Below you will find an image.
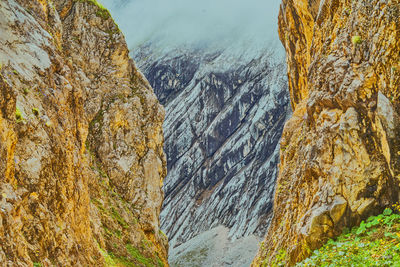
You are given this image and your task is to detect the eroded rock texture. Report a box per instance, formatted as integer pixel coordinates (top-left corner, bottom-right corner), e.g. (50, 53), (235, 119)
(134, 45), (290, 248)
(0, 0), (167, 266)
(254, 0), (400, 265)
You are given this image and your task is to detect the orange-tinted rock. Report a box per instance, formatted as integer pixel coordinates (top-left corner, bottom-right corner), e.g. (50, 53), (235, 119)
(0, 0), (167, 265)
(254, 0), (400, 265)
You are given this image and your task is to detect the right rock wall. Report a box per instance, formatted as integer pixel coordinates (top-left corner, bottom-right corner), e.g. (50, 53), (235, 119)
(254, 0), (400, 265)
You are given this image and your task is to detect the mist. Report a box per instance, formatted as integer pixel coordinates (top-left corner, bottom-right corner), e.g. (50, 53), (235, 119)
(99, 0), (283, 52)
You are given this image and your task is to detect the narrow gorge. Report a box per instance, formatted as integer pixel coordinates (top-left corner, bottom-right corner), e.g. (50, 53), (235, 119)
(136, 42), (290, 266)
(103, 0), (291, 265)
(1, 0), (400, 266)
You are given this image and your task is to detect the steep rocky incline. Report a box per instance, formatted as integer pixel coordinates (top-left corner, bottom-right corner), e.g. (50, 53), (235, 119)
(254, 0), (400, 265)
(134, 44), (290, 248)
(0, 0), (167, 266)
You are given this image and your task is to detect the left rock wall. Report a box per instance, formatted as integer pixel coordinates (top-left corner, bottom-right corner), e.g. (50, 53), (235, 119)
(0, 0), (167, 266)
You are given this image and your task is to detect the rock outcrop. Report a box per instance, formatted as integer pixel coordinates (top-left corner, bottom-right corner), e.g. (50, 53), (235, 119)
(254, 0), (400, 265)
(0, 0), (167, 266)
(133, 44), (290, 249)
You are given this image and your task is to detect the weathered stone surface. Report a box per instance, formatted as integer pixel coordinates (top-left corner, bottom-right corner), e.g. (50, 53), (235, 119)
(133, 44), (290, 250)
(0, 0), (167, 265)
(253, 0), (400, 265)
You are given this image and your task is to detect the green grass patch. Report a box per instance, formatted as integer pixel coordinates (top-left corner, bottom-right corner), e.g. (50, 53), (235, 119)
(352, 35), (363, 45)
(126, 244), (160, 267)
(110, 207), (129, 229)
(296, 208), (400, 266)
(99, 247), (118, 266)
(16, 107), (23, 123)
(75, 0), (111, 20)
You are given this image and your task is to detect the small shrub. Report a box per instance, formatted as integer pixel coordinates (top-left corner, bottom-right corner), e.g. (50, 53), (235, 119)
(352, 35), (363, 45)
(15, 108), (23, 122)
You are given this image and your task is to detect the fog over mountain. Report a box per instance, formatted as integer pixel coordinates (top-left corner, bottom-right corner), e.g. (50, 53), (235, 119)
(100, 0), (283, 53)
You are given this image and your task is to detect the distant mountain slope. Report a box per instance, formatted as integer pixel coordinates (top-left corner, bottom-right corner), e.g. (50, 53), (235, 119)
(133, 44), (290, 248)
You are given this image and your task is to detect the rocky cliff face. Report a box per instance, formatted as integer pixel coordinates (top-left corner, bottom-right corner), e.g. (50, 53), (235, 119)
(0, 0), (167, 266)
(133, 44), (290, 249)
(254, 0), (400, 265)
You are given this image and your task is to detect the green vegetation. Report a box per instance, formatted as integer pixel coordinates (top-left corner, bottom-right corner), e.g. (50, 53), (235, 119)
(110, 207), (129, 229)
(103, 226), (114, 237)
(296, 208), (400, 266)
(99, 243), (163, 267)
(343, 7), (352, 15)
(352, 35), (363, 45)
(32, 108), (39, 116)
(96, 8), (111, 20)
(99, 247), (119, 266)
(33, 263), (42, 267)
(15, 107), (23, 123)
(126, 244), (156, 267)
(114, 229), (122, 238)
(92, 198), (131, 232)
(76, 0), (111, 20)
(88, 107), (105, 136)
(262, 249), (287, 267)
(159, 230), (168, 240)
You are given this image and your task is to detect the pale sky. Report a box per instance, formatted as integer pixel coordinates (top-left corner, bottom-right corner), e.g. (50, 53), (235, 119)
(100, 0), (282, 51)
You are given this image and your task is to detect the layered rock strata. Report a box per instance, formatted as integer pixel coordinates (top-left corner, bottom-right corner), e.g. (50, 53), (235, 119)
(134, 45), (290, 248)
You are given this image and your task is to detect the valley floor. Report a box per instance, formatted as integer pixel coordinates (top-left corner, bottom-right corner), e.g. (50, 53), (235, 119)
(170, 226), (262, 267)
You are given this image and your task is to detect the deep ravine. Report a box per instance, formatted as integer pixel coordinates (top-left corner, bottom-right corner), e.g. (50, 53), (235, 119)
(4, 0), (398, 267)
(102, 0), (292, 265)
(135, 43), (290, 266)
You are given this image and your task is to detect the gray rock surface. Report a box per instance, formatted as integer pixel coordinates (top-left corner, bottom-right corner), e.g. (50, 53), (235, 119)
(133, 44), (291, 248)
(170, 225), (262, 267)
